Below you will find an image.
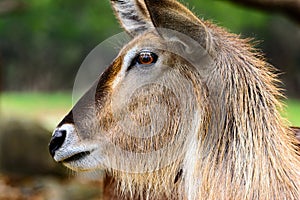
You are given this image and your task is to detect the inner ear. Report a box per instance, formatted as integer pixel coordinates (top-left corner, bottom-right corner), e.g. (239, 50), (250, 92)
(110, 0), (155, 36)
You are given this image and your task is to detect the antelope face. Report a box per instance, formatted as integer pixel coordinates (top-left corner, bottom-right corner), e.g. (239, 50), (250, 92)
(49, 0), (213, 173)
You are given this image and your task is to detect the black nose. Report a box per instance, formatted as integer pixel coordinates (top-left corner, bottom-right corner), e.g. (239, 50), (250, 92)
(49, 129), (67, 157)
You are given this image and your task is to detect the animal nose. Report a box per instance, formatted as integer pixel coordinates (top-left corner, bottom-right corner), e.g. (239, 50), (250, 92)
(49, 129), (67, 157)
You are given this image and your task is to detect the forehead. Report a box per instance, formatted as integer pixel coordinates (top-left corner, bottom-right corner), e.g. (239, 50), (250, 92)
(121, 32), (165, 53)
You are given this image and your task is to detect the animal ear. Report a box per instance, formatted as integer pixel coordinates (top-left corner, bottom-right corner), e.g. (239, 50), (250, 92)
(111, 0), (211, 50)
(144, 0), (211, 50)
(110, 0), (155, 36)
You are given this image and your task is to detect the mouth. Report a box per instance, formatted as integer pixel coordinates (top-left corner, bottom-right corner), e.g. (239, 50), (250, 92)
(62, 151), (92, 163)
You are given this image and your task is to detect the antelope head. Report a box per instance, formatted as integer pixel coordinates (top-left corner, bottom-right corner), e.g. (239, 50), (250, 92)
(49, 0), (300, 199)
(49, 0), (211, 184)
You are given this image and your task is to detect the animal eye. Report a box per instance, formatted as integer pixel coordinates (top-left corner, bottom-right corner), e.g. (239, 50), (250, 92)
(129, 50), (158, 69)
(137, 51), (157, 65)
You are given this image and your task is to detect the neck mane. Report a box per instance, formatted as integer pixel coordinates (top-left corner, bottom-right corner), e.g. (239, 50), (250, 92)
(184, 23), (300, 199)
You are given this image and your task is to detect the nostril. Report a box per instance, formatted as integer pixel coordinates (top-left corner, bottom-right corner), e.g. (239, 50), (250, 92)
(49, 129), (67, 157)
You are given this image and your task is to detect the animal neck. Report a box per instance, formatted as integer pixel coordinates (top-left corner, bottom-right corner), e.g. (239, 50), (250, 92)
(103, 167), (184, 200)
(188, 30), (300, 199)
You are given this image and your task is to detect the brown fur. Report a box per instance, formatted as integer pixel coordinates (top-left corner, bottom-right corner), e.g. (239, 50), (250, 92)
(53, 0), (300, 199)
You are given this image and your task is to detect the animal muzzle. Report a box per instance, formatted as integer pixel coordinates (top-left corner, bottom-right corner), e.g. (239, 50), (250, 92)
(49, 123), (79, 161)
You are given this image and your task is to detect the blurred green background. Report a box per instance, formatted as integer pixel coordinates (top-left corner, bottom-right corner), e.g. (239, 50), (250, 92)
(0, 0), (299, 199)
(1, 0), (300, 124)
(0, 0), (299, 127)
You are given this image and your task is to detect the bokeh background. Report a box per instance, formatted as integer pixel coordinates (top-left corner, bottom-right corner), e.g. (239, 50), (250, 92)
(0, 0), (299, 199)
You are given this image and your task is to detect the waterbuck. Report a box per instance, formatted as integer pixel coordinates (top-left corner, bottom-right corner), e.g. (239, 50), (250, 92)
(49, 0), (300, 199)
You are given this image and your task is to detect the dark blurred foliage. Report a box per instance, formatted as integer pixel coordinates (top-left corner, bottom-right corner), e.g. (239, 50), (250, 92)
(0, 0), (299, 97)
(225, 0), (300, 24)
(0, 0), (120, 91)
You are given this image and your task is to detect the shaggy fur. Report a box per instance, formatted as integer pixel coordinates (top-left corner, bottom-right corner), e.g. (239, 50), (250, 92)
(52, 0), (300, 199)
